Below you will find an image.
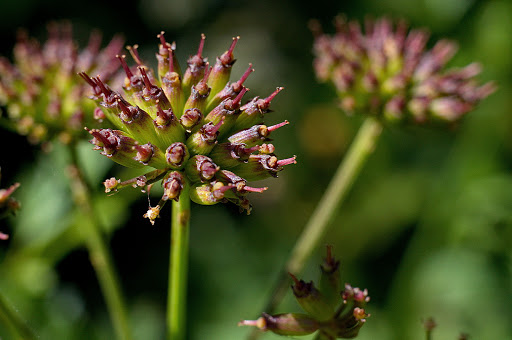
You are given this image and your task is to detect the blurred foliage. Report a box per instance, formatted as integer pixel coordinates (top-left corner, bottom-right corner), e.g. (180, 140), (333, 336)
(1, 0), (511, 339)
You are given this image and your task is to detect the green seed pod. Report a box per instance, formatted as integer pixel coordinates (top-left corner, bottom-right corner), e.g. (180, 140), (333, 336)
(153, 105), (186, 148)
(186, 120), (223, 156)
(134, 143), (167, 168)
(183, 66), (211, 114)
(189, 181), (233, 206)
(182, 34), (207, 97)
(207, 37), (238, 98)
(206, 64), (253, 112)
(290, 273), (335, 322)
(228, 120), (288, 147)
(233, 154), (296, 181)
(87, 128), (143, 168)
(161, 71), (185, 117)
(233, 87), (283, 132)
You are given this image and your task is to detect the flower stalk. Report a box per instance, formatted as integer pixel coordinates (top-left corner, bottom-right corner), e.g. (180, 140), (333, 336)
(168, 183), (191, 340)
(249, 116), (381, 339)
(0, 291), (37, 340)
(67, 144), (133, 340)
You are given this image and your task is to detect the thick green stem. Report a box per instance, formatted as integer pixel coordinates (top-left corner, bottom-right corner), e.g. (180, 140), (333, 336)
(67, 145), (133, 340)
(167, 184), (191, 340)
(248, 117), (383, 340)
(0, 291), (37, 340)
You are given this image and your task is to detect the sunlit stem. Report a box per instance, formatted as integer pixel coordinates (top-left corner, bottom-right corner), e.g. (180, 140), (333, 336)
(167, 184), (191, 340)
(248, 117), (383, 340)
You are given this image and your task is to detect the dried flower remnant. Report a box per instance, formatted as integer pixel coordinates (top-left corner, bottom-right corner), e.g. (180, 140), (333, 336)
(0, 168), (21, 239)
(311, 16), (496, 125)
(240, 246), (369, 338)
(81, 32), (295, 223)
(0, 23), (123, 146)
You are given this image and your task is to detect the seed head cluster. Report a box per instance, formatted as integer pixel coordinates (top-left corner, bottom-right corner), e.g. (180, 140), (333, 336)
(0, 23), (123, 146)
(312, 16), (495, 124)
(81, 32), (295, 222)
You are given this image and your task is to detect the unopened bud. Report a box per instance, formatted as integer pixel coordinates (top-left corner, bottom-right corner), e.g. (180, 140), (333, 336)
(185, 155), (219, 183)
(289, 273), (335, 321)
(165, 142), (190, 169)
(238, 313), (319, 336)
(162, 171), (185, 201)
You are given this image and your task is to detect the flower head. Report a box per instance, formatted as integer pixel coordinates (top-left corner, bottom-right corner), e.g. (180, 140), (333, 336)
(0, 23), (123, 146)
(239, 246), (369, 338)
(312, 16), (495, 125)
(81, 32), (295, 222)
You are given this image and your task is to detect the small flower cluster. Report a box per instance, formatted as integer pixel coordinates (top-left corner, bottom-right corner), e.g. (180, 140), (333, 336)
(0, 23), (123, 146)
(81, 33), (295, 222)
(0, 168), (20, 240)
(239, 246), (369, 339)
(312, 16), (495, 124)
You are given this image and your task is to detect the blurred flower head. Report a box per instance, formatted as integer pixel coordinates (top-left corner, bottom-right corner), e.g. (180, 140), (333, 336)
(0, 22), (123, 147)
(81, 32), (295, 223)
(312, 16), (496, 125)
(0, 168), (20, 240)
(239, 246), (370, 338)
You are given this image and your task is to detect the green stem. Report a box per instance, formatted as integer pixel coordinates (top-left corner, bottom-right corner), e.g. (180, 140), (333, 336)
(167, 184), (191, 340)
(0, 291), (37, 340)
(67, 145), (133, 340)
(248, 117), (383, 340)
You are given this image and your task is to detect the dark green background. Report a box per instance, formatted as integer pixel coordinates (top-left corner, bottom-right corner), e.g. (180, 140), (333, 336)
(1, 0), (511, 339)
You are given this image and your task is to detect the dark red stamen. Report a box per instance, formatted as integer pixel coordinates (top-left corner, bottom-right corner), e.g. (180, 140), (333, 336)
(117, 98), (135, 120)
(116, 54), (134, 79)
(158, 31), (167, 47)
(210, 116), (225, 134)
(78, 72), (97, 88)
(232, 87), (248, 107)
(267, 120), (289, 132)
(139, 67), (154, 90)
(233, 64), (254, 92)
(197, 33), (206, 57)
(258, 87), (284, 110)
(93, 76), (112, 96)
(127, 45), (143, 65)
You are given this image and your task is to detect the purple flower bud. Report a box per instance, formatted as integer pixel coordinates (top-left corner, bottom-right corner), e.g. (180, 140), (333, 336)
(180, 108), (203, 131)
(186, 118), (224, 155)
(165, 142), (190, 169)
(162, 171), (185, 201)
(185, 155), (220, 183)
